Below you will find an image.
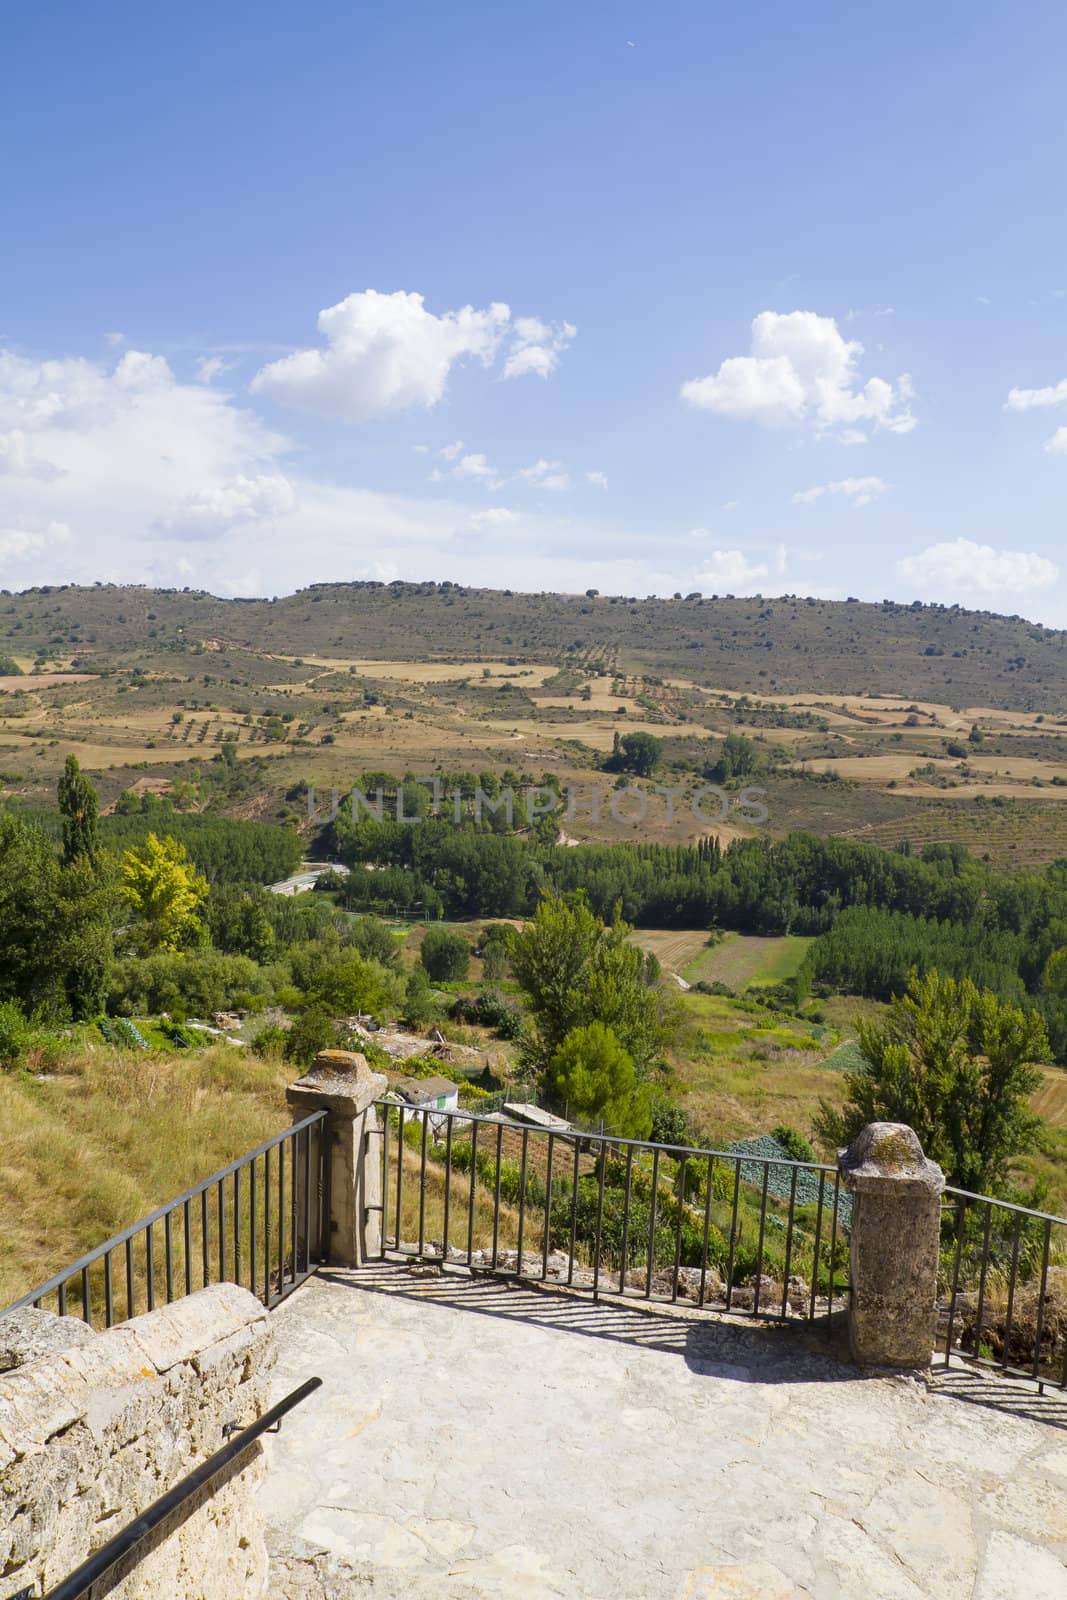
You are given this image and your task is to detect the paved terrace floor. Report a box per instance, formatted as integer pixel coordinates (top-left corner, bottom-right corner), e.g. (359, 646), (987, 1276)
(261, 1263), (1067, 1599)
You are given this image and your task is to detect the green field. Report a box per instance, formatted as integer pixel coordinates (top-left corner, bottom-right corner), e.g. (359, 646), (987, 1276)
(681, 932), (813, 990)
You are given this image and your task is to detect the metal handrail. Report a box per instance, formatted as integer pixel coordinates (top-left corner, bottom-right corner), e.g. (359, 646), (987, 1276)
(375, 1101), (850, 1326)
(1, 1113), (329, 1324)
(30, 1377), (322, 1600)
(375, 1101), (841, 1170)
(943, 1184), (1067, 1226)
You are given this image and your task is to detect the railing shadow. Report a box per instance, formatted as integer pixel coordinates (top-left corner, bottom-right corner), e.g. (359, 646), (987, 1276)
(317, 1260), (866, 1387)
(313, 1263), (1067, 1428)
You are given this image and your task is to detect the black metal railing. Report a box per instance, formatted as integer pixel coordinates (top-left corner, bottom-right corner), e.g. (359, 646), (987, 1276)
(373, 1104), (850, 1324)
(19, 1377), (322, 1600)
(2, 1111), (330, 1331)
(938, 1185), (1067, 1391)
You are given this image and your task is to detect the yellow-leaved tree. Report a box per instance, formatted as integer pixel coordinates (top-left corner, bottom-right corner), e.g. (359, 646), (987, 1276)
(120, 832), (208, 951)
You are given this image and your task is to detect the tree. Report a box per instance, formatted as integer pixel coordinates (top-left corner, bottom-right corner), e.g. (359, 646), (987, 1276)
(120, 832), (209, 951)
(420, 926), (471, 982)
(605, 731), (663, 777)
(550, 1022), (650, 1137)
(284, 1006), (339, 1067)
(0, 655), (22, 676)
(814, 969), (1048, 1193)
(706, 733), (760, 784)
(402, 967), (437, 1026)
(58, 753), (100, 865)
(510, 895), (678, 1074)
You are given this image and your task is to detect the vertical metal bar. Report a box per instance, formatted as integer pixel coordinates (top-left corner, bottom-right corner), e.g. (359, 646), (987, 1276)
(491, 1121), (504, 1269)
(289, 1134), (298, 1286)
(395, 1108), (405, 1251)
(165, 1210), (174, 1303)
(184, 1200), (193, 1297)
(418, 1113), (429, 1257)
(234, 1168), (242, 1287)
(752, 1165), (770, 1317)
(645, 1147), (661, 1299)
(302, 1126), (312, 1277)
(567, 1138), (580, 1287)
(781, 1166), (798, 1318)
(809, 1172), (826, 1324)
(466, 1119), (478, 1265)
(516, 1127), (529, 1275)
(58, 1279), (67, 1318)
(671, 1157), (686, 1304)
(1031, 1219), (1052, 1383)
(973, 1203), (993, 1362)
(201, 1187), (209, 1288)
(217, 1179), (225, 1285)
(250, 1159), (257, 1298)
(699, 1155), (714, 1307)
(618, 1145), (634, 1294)
(542, 1132), (555, 1281)
(81, 1266), (92, 1325)
(592, 1138), (607, 1302)
(264, 1146), (272, 1302)
(124, 1237), (134, 1321)
(380, 1106), (390, 1259)
(277, 1138), (286, 1287)
(442, 1115), (453, 1261)
(104, 1250), (114, 1330)
(1001, 1213), (1023, 1372)
(827, 1173), (841, 1321)
(146, 1224), (155, 1313)
(725, 1157), (742, 1311)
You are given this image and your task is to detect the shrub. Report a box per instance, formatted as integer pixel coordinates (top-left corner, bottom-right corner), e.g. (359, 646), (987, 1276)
(772, 1124), (817, 1164)
(283, 1006), (340, 1067)
(0, 1000), (31, 1069)
(420, 926), (471, 982)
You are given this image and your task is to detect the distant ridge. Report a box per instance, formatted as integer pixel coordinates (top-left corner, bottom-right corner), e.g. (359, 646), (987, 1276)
(2, 580), (1065, 710)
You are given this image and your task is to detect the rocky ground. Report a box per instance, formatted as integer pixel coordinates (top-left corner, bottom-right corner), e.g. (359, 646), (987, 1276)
(261, 1262), (1067, 1599)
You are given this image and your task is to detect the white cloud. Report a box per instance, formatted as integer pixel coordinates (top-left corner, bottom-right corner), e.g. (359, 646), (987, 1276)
(1045, 427), (1067, 456)
(196, 356), (227, 385)
(897, 539), (1059, 596)
(793, 476), (890, 508)
(438, 440), (465, 460)
(251, 290), (572, 421)
(251, 290), (510, 420)
(155, 473), (296, 539)
(0, 521), (69, 565)
(452, 452), (495, 480)
(502, 317), (576, 380)
(1004, 379), (1067, 411)
(586, 470), (609, 489)
(104, 331), (125, 348)
(518, 458), (571, 490)
(470, 507), (517, 529)
(689, 544), (770, 589)
(681, 310), (916, 440)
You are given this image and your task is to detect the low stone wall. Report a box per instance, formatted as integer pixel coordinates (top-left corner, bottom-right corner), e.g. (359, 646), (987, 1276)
(0, 1283), (276, 1599)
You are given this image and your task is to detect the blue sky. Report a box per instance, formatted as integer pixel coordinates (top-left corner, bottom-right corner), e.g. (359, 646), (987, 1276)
(3, 2), (1067, 619)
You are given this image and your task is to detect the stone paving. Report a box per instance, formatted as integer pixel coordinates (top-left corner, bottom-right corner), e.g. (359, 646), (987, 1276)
(261, 1263), (1067, 1599)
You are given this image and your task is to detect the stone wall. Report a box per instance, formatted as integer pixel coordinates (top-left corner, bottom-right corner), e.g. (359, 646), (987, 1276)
(0, 1283), (275, 1599)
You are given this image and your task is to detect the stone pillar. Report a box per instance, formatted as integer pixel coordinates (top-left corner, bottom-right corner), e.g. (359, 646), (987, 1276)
(838, 1122), (945, 1370)
(287, 1050), (387, 1269)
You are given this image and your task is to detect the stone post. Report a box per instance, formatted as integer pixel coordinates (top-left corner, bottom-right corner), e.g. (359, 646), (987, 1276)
(838, 1122), (945, 1369)
(287, 1049), (387, 1268)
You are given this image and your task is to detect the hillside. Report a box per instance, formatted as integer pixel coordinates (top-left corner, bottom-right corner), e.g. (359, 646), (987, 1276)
(2, 580), (1066, 708)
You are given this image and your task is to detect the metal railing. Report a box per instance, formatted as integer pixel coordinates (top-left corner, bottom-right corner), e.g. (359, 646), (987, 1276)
(374, 1104), (850, 1324)
(938, 1186), (1067, 1391)
(2, 1112), (330, 1331)
(17, 1377), (322, 1600)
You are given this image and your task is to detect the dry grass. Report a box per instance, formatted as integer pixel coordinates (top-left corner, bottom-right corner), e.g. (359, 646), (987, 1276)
(0, 1046), (290, 1308)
